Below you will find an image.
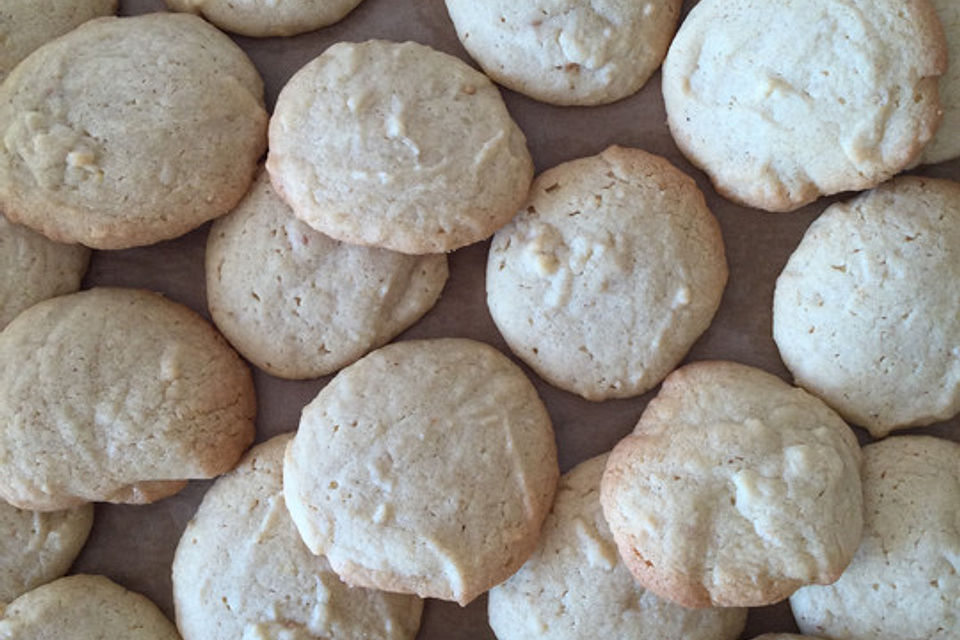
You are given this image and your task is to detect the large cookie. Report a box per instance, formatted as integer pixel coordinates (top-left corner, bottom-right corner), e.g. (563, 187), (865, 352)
(662, 0), (946, 212)
(600, 361), (863, 608)
(486, 146), (726, 401)
(267, 40), (533, 254)
(283, 338), (559, 605)
(773, 176), (960, 436)
(0, 13), (267, 249)
(0, 287), (256, 511)
(165, 0), (365, 37)
(173, 434), (423, 640)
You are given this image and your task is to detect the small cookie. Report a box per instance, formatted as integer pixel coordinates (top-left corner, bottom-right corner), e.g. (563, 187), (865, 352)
(165, 0), (365, 37)
(0, 574), (179, 639)
(662, 0), (946, 212)
(283, 338), (559, 605)
(790, 436), (960, 640)
(486, 146), (727, 401)
(444, 0), (681, 105)
(0, 502), (93, 604)
(0, 0), (116, 82)
(773, 176), (960, 436)
(0, 13), (267, 249)
(206, 170), (448, 379)
(0, 287), (256, 511)
(173, 434), (423, 640)
(0, 214), (89, 329)
(919, 0), (960, 164)
(600, 361), (863, 608)
(267, 40), (533, 254)
(488, 455), (747, 640)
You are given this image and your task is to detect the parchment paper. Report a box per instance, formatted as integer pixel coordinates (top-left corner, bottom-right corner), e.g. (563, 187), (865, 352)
(69, 1), (960, 637)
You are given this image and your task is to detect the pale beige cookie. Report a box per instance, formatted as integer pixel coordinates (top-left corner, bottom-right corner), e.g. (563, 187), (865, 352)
(267, 40), (533, 254)
(773, 176), (960, 437)
(488, 455), (747, 640)
(173, 434), (422, 640)
(444, 0), (681, 106)
(0, 13), (267, 249)
(0, 574), (179, 639)
(600, 361), (863, 608)
(283, 338), (559, 605)
(165, 0), (365, 37)
(790, 436), (960, 640)
(662, 0), (946, 212)
(486, 146), (726, 401)
(0, 214), (89, 330)
(0, 287), (256, 511)
(919, 0), (960, 164)
(0, 502), (93, 605)
(206, 170), (448, 379)
(0, 0), (116, 83)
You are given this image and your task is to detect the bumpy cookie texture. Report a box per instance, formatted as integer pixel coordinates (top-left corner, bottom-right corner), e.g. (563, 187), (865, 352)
(165, 0), (365, 36)
(920, 0), (960, 164)
(600, 361), (863, 608)
(0, 214), (89, 329)
(662, 0), (946, 212)
(488, 455), (747, 640)
(0, 288), (256, 511)
(0, 574), (180, 639)
(487, 146), (726, 401)
(207, 170), (448, 379)
(773, 176), (960, 436)
(0, 13), (267, 249)
(173, 435), (423, 640)
(0, 502), (93, 604)
(0, 0), (116, 82)
(267, 40), (534, 254)
(444, 0), (681, 105)
(790, 436), (960, 640)
(283, 338), (559, 605)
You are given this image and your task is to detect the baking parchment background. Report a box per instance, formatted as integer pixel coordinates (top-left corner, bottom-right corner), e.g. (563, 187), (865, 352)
(69, 0), (960, 637)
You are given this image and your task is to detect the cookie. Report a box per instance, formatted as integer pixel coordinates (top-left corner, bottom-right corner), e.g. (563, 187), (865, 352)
(486, 146), (726, 401)
(488, 454), (747, 640)
(173, 434), (423, 640)
(283, 338), (559, 605)
(0, 214), (89, 329)
(0, 287), (256, 511)
(773, 176), (960, 436)
(0, 13), (267, 249)
(0, 502), (93, 604)
(165, 0), (364, 37)
(751, 636), (823, 640)
(600, 361), (863, 608)
(919, 0), (960, 164)
(206, 170), (448, 379)
(0, 574), (179, 639)
(267, 39), (534, 254)
(790, 436), (960, 640)
(0, 0), (116, 82)
(662, 0), (946, 212)
(444, 0), (681, 106)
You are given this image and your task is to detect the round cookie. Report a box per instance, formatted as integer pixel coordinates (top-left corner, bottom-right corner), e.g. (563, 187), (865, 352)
(267, 39), (533, 254)
(206, 170), (448, 379)
(773, 176), (960, 436)
(0, 502), (93, 604)
(600, 361), (863, 608)
(0, 574), (179, 639)
(919, 0), (960, 164)
(0, 214), (89, 329)
(662, 0), (946, 212)
(165, 0), (365, 37)
(283, 338), (559, 605)
(488, 454), (747, 640)
(486, 146), (726, 401)
(173, 434), (423, 640)
(444, 0), (682, 106)
(790, 436), (960, 640)
(0, 287), (256, 511)
(0, 13), (267, 249)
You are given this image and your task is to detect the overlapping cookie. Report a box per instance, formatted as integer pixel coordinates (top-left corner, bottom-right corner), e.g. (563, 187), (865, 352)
(165, 0), (365, 36)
